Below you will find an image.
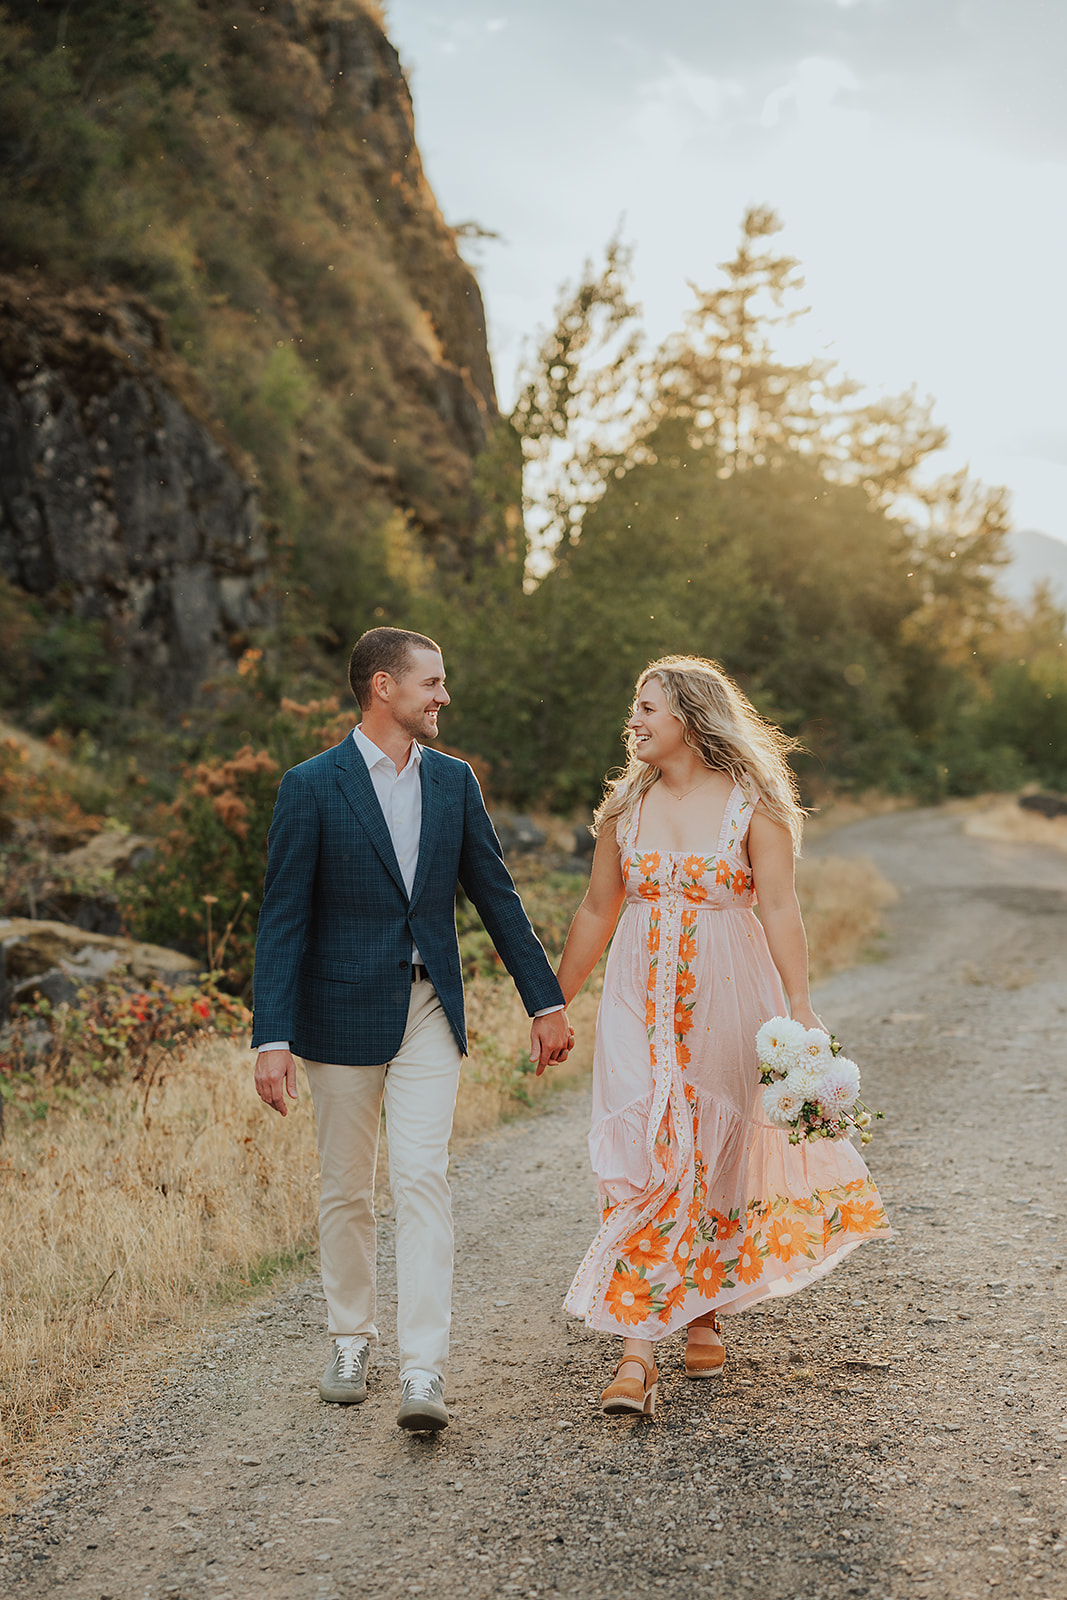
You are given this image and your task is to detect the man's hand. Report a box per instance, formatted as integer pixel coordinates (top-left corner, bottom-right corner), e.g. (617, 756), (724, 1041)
(255, 1048), (299, 1115)
(530, 1010), (574, 1077)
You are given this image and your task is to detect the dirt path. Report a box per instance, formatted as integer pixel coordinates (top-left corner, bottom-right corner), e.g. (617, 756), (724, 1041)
(4, 807), (1067, 1600)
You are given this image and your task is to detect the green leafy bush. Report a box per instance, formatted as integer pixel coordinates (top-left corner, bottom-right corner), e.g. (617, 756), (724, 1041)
(2, 970), (250, 1089)
(978, 661), (1067, 790)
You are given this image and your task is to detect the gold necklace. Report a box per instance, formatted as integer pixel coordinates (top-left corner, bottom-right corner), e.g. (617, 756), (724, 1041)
(659, 772), (713, 802)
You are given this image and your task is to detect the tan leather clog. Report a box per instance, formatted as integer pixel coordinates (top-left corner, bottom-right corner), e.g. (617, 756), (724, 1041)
(685, 1310), (726, 1379)
(600, 1354), (659, 1416)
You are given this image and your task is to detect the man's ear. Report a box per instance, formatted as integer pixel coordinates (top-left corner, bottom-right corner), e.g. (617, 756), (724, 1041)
(371, 670), (393, 704)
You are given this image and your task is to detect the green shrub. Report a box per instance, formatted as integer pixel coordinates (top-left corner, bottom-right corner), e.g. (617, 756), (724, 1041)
(979, 661), (1067, 789)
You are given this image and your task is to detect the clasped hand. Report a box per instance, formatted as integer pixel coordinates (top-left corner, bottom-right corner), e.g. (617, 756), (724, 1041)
(529, 1009), (574, 1076)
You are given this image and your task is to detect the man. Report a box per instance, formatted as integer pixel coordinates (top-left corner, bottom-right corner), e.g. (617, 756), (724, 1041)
(252, 627), (571, 1432)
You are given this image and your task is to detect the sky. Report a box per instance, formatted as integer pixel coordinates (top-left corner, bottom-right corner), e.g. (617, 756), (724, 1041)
(385, 0), (1067, 544)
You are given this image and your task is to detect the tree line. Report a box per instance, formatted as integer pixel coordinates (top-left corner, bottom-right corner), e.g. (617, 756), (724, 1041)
(413, 209), (1067, 807)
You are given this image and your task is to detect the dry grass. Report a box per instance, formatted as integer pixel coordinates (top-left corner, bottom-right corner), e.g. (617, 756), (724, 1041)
(0, 1038), (320, 1494)
(795, 855), (898, 981)
(960, 796), (1067, 856)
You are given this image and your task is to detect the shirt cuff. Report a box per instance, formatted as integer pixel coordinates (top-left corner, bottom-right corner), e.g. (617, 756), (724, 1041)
(255, 1041), (290, 1054)
(533, 1005), (564, 1018)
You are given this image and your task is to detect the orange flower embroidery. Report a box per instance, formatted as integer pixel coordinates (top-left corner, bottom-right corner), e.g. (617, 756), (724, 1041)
(821, 1213), (833, 1250)
(637, 852), (661, 878)
(766, 1216), (807, 1263)
(671, 1225), (696, 1275)
(683, 883), (709, 905)
(715, 859), (733, 887)
(638, 882), (659, 901)
(692, 1247), (726, 1299)
(676, 1041), (692, 1069)
(658, 1282), (688, 1323)
(677, 927), (697, 962)
(647, 919), (661, 954)
(655, 1188), (681, 1224)
(623, 1223), (670, 1268)
(732, 871), (751, 897)
(839, 1199), (881, 1233)
(675, 968), (697, 1001)
(681, 854), (707, 880)
(645, 996), (657, 1028)
(627, 1222), (668, 1260)
(674, 1005), (694, 1037)
(734, 1234), (763, 1284)
(605, 1267), (654, 1326)
(709, 1209), (740, 1241)
(687, 1195), (702, 1223)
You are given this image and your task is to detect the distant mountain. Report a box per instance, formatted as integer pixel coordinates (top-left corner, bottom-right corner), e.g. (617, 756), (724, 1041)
(1000, 529), (1067, 606)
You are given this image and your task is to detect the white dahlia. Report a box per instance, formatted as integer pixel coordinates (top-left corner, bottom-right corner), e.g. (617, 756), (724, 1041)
(799, 1028), (835, 1069)
(755, 1016), (809, 1074)
(785, 1063), (822, 1101)
(763, 1082), (804, 1126)
(815, 1057), (861, 1116)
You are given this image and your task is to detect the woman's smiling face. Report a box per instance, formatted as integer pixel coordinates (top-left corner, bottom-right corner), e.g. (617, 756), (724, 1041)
(627, 675), (687, 767)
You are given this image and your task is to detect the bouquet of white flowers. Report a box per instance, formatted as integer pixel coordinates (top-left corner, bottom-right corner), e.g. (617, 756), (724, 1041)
(755, 1017), (882, 1146)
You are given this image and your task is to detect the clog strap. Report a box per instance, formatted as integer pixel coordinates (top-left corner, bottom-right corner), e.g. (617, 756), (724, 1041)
(612, 1353), (657, 1383)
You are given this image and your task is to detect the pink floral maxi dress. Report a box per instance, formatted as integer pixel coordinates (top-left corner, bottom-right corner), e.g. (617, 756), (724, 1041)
(564, 781), (891, 1337)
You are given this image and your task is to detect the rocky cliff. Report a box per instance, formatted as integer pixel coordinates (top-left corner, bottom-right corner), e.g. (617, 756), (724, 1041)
(0, 279), (270, 702)
(0, 0), (500, 706)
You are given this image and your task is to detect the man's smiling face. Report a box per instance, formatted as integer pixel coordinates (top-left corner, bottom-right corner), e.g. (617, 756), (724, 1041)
(388, 647), (450, 743)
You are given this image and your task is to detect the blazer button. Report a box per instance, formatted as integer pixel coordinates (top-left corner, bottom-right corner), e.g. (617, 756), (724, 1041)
(398, 960), (409, 969)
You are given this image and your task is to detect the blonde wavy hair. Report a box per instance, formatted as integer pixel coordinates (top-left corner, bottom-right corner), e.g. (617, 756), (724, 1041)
(593, 655), (806, 854)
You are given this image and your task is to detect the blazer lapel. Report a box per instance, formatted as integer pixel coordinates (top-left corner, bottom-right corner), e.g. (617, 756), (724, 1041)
(333, 738), (407, 898)
(408, 752), (445, 910)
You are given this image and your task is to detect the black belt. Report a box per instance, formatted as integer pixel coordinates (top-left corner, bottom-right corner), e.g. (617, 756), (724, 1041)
(411, 964), (427, 984)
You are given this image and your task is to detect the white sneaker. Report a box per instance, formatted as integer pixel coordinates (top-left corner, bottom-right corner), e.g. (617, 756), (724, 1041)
(319, 1338), (369, 1403)
(396, 1370), (448, 1431)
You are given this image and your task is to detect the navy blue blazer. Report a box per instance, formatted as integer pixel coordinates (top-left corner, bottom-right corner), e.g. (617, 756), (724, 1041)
(251, 735), (564, 1065)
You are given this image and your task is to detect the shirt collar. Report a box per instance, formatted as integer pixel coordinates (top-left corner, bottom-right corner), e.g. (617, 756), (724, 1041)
(353, 723), (422, 774)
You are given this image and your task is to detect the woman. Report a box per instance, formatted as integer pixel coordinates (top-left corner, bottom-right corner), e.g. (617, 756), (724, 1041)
(556, 656), (891, 1415)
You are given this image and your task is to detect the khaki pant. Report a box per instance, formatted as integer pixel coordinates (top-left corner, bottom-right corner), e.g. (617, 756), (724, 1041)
(303, 981), (463, 1378)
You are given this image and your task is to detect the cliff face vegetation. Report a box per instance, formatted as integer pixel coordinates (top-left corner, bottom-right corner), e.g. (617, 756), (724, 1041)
(0, 0), (497, 672)
(0, 277), (270, 704)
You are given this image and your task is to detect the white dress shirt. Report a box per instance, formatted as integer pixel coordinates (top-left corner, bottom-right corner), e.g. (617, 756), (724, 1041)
(256, 725), (560, 1052)
(352, 724), (425, 964)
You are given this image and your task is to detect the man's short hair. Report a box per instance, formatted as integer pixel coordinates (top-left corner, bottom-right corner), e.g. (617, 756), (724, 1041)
(348, 627), (441, 708)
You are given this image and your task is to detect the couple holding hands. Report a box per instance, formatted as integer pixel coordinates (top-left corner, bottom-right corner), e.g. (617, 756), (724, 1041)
(253, 628), (889, 1431)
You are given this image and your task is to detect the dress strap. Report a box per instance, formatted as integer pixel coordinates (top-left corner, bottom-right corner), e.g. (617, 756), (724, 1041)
(719, 778), (759, 857)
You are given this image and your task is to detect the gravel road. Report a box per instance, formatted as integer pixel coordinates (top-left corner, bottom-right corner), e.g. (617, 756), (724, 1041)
(3, 806), (1067, 1600)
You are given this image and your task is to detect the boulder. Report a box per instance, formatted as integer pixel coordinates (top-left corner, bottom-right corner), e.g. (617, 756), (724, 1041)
(0, 917), (197, 1015)
(55, 829), (155, 879)
(1019, 792), (1067, 819)
(490, 811), (547, 855)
